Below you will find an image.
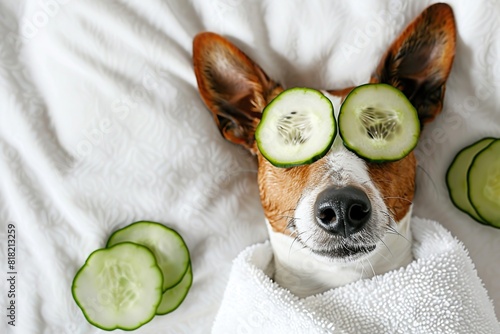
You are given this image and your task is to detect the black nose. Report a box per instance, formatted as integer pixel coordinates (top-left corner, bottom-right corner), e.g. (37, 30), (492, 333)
(315, 186), (372, 237)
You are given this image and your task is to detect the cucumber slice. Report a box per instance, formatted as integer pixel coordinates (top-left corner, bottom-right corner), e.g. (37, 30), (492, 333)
(338, 83), (420, 162)
(446, 138), (495, 224)
(107, 221), (190, 291)
(255, 87), (336, 168)
(468, 139), (500, 227)
(156, 264), (193, 315)
(72, 242), (163, 331)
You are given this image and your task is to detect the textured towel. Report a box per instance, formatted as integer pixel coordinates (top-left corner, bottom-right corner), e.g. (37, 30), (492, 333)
(213, 218), (500, 333)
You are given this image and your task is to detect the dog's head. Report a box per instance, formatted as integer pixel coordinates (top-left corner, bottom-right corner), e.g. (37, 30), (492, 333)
(193, 4), (455, 263)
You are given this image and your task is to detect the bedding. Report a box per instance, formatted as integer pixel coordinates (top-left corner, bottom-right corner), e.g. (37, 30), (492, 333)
(0, 0), (499, 333)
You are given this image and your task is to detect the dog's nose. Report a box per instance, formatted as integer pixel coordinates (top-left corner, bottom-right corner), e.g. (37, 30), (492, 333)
(314, 186), (372, 237)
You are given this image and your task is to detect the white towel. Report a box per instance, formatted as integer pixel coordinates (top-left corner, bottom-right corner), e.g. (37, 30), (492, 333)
(212, 218), (500, 333)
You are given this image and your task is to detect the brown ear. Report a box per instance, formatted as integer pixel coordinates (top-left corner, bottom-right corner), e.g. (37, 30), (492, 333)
(193, 32), (282, 153)
(370, 3), (456, 126)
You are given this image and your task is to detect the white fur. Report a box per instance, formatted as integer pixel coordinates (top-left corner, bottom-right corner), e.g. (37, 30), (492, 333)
(292, 134), (388, 253)
(268, 209), (413, 297)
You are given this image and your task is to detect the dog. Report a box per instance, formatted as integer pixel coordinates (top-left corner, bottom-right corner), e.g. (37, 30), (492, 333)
(192, 3), (456, 297)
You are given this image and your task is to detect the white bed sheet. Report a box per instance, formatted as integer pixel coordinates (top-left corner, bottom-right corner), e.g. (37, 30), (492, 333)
(0, 0), (499, 333)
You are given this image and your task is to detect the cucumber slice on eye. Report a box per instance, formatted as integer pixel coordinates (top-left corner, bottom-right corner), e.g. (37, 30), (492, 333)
(107, 221), (190, 291)
(71, 243), (163, 331)
(446, 138), (495, 224)
(468, 139), (500, 227)
(255, 87), (336, 168)
(338, 83), (420, 162)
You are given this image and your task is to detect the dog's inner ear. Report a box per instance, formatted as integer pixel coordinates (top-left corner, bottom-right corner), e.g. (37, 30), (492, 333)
(193, 32), (281, 153)
(370, 3), (456, 126)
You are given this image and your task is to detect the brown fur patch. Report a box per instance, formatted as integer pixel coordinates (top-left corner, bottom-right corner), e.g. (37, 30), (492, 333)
(257, 153), (327, 233)
(327, 87), (355, 101)
(367, 153), (417, 222)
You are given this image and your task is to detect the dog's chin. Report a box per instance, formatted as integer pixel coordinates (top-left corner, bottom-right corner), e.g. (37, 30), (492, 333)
(310, 243), (377, 263)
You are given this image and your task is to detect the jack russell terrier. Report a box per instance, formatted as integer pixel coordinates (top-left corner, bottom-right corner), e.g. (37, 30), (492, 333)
(193, 3), (456, 297)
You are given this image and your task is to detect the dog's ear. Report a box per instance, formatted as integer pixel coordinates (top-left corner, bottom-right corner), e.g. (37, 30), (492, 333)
(370, 3), (456, 127)
(193, 32), (281, 153)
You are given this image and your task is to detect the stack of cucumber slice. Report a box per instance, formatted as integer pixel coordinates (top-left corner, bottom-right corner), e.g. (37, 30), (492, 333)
(447, 138), (500, 228)
(72, 221), (192, 331)
(255, 84), (420, 167)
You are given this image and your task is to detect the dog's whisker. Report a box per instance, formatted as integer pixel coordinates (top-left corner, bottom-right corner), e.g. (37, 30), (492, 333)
(289, 234), (301, 257)
(380, 209), (396, 223)
(288, 241), (297, 258)
(377, 250), (393, 265)
(302, 233), (316, 247)
(417, 164), (438, 196)
(289, 231), (309, 254)
(375, 236), (394, 260)
(288, 229), (299, 238)
(387, 206), (398, 218)
(381, 211), (411, 244)
(381, 196), (414, 205)
(360, 178), (373, 185)
(380, 210), (392, 220)
(385, 226), (399, 235)
(364, 258), (378, 285)
(370, 178), (397, 185)
(285, 218), (299, 231)
(358, 261), (367, 281)
(355, 260), (366, 279)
